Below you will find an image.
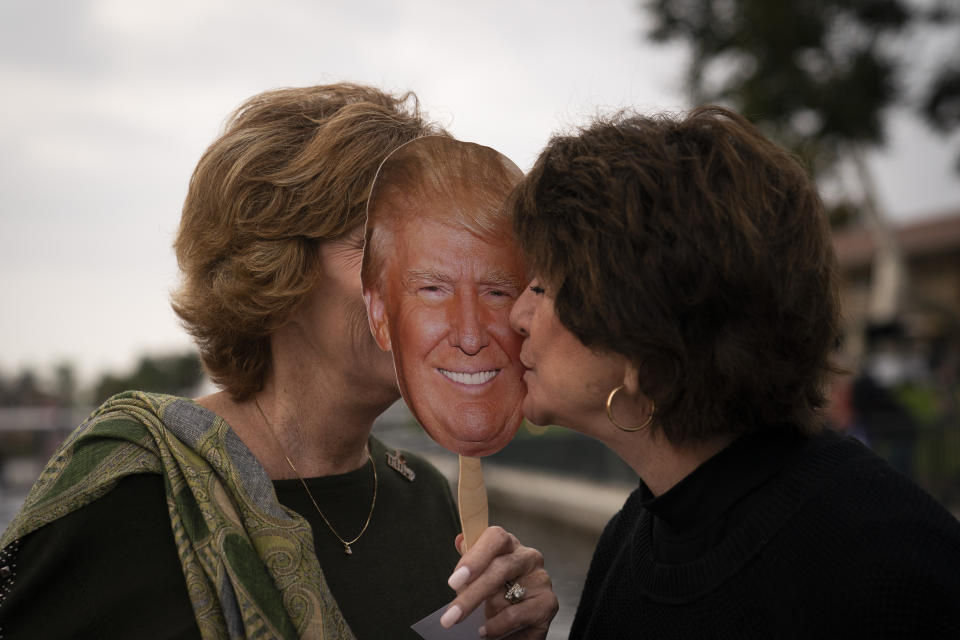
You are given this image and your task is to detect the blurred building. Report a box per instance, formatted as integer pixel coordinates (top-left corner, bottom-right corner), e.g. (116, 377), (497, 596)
(834, 208), (960, 360)
(831, 208), (960, 509)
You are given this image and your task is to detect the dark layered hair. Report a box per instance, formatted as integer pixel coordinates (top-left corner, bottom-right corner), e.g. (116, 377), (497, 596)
(511, 106), (842, 443)
(171, 83), (443, 399)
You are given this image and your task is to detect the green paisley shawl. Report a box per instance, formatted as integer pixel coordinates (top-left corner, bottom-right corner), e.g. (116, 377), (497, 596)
(0, 391), (354, 640)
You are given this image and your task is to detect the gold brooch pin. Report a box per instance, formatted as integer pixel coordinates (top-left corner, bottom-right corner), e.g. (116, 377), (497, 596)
(386, 449), (416, 482)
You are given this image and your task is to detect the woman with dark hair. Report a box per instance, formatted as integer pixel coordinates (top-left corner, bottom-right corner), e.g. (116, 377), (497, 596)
(0, 84), (555, 639)
(489, 105), (960, 638)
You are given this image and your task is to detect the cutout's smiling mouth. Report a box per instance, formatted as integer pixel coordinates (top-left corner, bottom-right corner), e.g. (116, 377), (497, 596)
(437, 369), (499, 385)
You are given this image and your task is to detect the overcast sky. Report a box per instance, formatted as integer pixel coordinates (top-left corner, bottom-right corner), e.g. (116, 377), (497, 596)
(2, 0), (959, 387)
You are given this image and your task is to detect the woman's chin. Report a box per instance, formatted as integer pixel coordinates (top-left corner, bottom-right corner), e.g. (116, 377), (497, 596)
(521, 400), (552, 430)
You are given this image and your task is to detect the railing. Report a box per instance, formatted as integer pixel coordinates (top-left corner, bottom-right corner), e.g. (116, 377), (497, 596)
(3, 405), (958, 513)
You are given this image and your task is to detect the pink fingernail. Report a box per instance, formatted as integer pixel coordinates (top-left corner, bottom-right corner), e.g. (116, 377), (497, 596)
(440, 604), (462, 628)
(447, 566), (471, 590)
(478, 625), (487, 637)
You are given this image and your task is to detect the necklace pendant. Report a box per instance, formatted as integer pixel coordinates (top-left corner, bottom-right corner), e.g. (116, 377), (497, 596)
(344, 543), (353, 555)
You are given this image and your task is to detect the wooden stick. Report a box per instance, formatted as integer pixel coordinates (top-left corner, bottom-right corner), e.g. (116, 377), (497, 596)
(457, 455), (488, 551)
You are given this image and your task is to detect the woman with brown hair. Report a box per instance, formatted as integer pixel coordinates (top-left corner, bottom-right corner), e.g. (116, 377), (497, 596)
(0, 84), (554, 639)
(497, 106), (960, 638)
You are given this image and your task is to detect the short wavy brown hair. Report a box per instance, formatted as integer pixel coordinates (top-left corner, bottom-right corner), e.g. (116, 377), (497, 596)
(171, 83), (443, 399)
(361, 136), (522, 291)
(511, 106), (842, 444)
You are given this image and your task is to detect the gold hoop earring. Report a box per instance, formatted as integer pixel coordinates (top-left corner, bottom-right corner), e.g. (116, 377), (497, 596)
(606, 385), (655, 432)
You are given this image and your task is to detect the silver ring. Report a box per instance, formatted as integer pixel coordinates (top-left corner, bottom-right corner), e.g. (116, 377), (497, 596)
(504, 580), (525, 605)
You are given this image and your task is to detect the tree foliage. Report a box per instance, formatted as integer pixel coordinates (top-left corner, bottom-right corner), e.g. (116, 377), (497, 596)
(0, 369), (57, 407)
(644, 0), (959, 179)
(93, 352), (204, 404)
(924, 64), (960, 171)
(0, 352), (204, 407)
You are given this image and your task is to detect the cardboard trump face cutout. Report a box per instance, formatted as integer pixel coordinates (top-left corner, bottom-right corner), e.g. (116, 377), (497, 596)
(362, 137), (526, 457)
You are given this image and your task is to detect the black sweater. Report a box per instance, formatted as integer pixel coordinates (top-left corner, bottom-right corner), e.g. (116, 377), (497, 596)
(570, 429), (960, 639)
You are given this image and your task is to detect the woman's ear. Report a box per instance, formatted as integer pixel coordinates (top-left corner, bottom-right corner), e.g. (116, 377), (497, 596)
(363, 288), (392, 351)
(622, 361), (641, 396)
(622, 361), (655, 425)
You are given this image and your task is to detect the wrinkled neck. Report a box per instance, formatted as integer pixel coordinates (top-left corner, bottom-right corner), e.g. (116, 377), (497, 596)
(605, 425), (736, 498)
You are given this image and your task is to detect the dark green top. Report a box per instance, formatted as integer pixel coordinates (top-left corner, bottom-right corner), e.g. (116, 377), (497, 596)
(0, 437), (461, 639)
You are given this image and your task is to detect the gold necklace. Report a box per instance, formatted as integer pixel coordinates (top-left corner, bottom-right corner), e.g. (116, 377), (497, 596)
(254, 397), (377, 556)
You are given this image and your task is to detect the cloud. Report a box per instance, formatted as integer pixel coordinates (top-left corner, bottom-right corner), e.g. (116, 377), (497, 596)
(0, 0), (110, 76)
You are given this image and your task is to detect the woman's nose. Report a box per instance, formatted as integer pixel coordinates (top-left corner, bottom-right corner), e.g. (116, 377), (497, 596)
(509, 288), (531, 337)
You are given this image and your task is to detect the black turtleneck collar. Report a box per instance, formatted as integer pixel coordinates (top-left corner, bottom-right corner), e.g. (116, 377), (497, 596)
(639, 426), (809, 564)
